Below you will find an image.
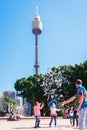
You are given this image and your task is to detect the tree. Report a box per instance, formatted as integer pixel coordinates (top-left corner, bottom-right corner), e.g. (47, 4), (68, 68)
(0, 96), (17, 113)
(74, 61), (87, 89)
(41, 67), (63, 101)
(41, 66), (75, 102)
(14, 74), (47, 103)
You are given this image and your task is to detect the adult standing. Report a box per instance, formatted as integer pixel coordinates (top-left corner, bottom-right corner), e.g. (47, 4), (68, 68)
(61, 79), (87, 130)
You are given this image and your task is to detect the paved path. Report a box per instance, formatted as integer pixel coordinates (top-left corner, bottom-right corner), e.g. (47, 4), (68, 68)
(0, 118), (84, 130)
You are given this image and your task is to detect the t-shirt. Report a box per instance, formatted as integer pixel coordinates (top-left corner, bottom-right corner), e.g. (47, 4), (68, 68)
(34, 105), (41, 116)
(69, 110), (74, 116)
(76, 85), (87, 109)
(50, 107), (57, 116)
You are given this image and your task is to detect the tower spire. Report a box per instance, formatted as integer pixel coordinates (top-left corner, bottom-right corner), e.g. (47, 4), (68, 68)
(36, 5), (38, 15)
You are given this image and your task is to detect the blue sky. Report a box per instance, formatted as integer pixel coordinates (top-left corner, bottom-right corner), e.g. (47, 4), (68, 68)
(0, 0), (87, 93)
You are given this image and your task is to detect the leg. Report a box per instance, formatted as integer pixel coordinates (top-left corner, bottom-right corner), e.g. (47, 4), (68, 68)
(79, 109), (86, 130)
(49, 116), (53, 127)
(73, 116), (75, 126)
(38, 116), (40, 127)
(85, 108), (87, 128)
(35, 116), (38, 128)
(70, 116), (72, 125)
(37, 116), (40, 127)
(35, 116), (40, 128)
(54, 116), (57, 126)
(74, 115), (77, 126)
(76, 115), (78, 127)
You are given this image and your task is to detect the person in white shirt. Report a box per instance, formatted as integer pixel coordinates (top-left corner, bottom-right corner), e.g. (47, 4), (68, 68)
(69, 106), (74, 126)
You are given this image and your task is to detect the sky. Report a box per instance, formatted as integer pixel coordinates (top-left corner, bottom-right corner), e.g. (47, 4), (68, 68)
(0, 0), (87, 93)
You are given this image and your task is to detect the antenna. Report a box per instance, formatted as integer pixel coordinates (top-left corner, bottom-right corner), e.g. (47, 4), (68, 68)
(36, 5), (38, 15)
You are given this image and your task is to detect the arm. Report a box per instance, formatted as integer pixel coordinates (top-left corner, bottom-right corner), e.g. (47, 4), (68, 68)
(77, 92), (84, 111)
(60, 95), (76, 106)
(56, 108), (62, 112)
(40, 103), (44, 109)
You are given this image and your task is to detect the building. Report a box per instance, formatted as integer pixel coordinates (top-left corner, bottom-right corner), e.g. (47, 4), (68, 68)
(3, 90), (16, 99)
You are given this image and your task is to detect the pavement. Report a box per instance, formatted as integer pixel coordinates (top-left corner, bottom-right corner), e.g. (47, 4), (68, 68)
(0, 117), (83, 130)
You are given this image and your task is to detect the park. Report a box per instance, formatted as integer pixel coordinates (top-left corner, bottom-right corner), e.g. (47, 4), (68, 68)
(0, 1), (87, 130)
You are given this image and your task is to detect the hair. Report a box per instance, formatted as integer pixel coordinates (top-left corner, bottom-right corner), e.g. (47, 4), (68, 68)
(76, 79), (82, 85)
(34, 102), (38, 106)
(52, 102), (56, 105)
(34, 101), (40, 106)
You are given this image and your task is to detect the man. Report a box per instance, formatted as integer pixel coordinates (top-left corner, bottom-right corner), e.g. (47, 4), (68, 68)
(61, 79), (87, 130)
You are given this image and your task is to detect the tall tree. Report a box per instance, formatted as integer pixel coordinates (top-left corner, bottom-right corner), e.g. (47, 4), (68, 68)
(14, 74), (47, 103)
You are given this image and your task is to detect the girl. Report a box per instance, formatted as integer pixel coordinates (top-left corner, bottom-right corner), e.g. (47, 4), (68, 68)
(49, 102), (61, 127)
(34, 102), (44, 128)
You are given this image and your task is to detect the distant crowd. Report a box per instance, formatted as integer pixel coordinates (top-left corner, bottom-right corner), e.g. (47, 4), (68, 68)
(7, 110), (20, 121)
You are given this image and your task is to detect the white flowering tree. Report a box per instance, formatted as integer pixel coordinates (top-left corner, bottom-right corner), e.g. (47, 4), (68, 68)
(41, 67), (69, 101)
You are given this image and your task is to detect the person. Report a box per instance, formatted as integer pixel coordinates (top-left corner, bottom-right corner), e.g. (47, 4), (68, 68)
(34, 102), (44, 128)
(7, 109), (17, 121)
(73, 102), (78, 127)
(16, 111), (21, 120)
(69, 106), (74, 126)
(61, 79), (87, 130)
(7, 111), (14, 121)
(49, 102), (61, 127)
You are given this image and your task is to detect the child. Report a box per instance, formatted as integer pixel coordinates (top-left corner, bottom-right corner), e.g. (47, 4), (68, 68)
(73, 103), (78, 127)
(49, 102), (61, 127)
(34, 102), (44, 128)
(69, 106), (74, 126)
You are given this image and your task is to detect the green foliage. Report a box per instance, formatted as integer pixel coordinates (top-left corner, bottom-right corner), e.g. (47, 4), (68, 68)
(0, 96), (17, 112)
(14, 74), (47, 103)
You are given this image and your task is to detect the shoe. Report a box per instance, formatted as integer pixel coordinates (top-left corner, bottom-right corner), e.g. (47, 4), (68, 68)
(34, 126), (37, 128)
(38, 126), (41, 128)
(34, 123), (38, 128)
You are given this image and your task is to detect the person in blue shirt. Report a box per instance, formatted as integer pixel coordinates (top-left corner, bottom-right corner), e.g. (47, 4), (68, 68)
(76, 80), (87, 129)
(61, 79), (87, 130)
